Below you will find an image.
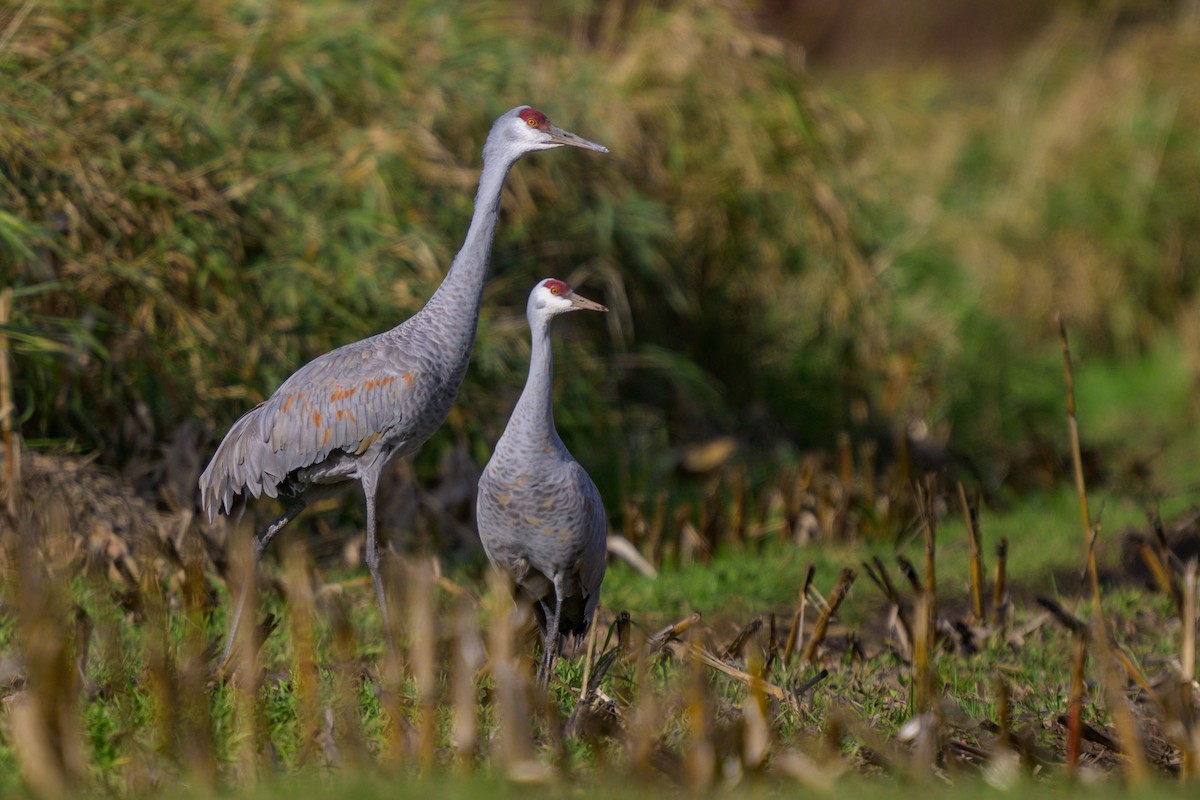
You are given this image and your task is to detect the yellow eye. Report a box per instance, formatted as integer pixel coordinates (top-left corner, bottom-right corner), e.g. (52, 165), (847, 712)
(550, 285), (560, 294)
(526, 116), (538, 127)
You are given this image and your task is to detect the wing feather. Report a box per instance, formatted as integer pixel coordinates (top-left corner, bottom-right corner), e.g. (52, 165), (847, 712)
(568, 459), (608, 622)
(199, 334), (422, 520)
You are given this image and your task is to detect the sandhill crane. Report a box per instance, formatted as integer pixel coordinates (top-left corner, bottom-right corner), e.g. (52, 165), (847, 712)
(199, 108), (607, 662)
(476, 278), (609, 678)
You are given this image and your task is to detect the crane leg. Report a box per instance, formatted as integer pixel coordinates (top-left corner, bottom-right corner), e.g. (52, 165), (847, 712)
(361, 473), (397, 656)
(220, 499), (307, 669)
(539, 576), (566, 684)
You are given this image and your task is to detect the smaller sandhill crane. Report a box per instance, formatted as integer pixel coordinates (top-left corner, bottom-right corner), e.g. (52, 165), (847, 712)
(476, 278), (609, 678)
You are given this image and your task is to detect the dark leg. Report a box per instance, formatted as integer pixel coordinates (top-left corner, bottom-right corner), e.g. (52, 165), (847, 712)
(220, 499), (306, 667)
(540, 575), (566, 684)
(361, 472), (396, 655)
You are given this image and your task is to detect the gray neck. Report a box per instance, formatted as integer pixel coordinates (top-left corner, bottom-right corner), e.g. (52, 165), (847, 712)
(418, 148), (516, 333)
(509, 315), (560, 447)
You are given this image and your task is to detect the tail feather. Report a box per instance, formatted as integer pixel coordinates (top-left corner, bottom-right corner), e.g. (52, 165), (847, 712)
(199, 404), (277, 522)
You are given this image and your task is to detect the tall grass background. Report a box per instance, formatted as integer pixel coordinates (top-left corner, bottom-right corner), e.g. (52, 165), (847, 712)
(3, 0), (1190, 503)
(3, 0), (1200, 796)
(7, 1), (1200, 521)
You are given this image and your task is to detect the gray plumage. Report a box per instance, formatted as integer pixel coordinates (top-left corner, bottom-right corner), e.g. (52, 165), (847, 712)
(198, 108), (607, 662)
(476, 278), (609, 676)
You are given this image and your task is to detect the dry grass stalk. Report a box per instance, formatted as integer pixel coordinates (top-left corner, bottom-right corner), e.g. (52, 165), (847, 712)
(622, 497), (640, 546)
(860, 439), (877, 511)
(177, 555), (217, 790)
(1109, 642), (1153, 694)
(1089, 616), (1150, 784)
(802, 567), (856, 665)
(1137, 539), (1181, 613)
(626, 629), (660, 780)
(916, 477), (937, 709)
(731, 465), (747, 546)
(742, 650), (771, 770)
(1066, 631), (1087, 777)
(917, 477), (937, 603)
(784, 564), (815, 666)
(993, 538), (1009, 628)
(649, 611), (702, 651)
(281, 543), (321, 766)
(1185, 559), (1198, 687)
(578, 602), (603, 704)
(911, 592), (935, 715)
(683, 645), (716, 793)
(1056, 318), (1151, 780)
(142, 573), (175, 759)
(227, 527), (260, 786)
(766, 613), (778, 667)
(8, 538), (87, 798)
(996, 674), (1011, 749)
(897, 555), (922, 595)
(837, 431), (853, 490)
(863, 556), (912, 656)
(678, 519), (705, 566)
(0, 287), (18, 520)
(484, 569), (536, 774)
(720, 617), (762, 661)
(408, 557), (438, 772)
(958, 482), (986, 622)
(1057, 314), (1102, 619)
(700, 477), (722, 556)
(377, 557), (409, 770)
(659, 640), (792, 703)
(327, 595), (369, 768)
(452, 595), (484, 762)
(648, 490), (667, 565)
(1182, 559), (1198, 779)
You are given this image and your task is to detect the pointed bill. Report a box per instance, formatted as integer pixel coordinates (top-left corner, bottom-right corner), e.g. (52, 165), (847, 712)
(569, 291), (607, 313)
(546, 124), (609, 153)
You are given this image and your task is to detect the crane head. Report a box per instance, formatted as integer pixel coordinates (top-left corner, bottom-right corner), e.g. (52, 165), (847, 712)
(488, 106), (609, 161)
(529, 278), (608, 320)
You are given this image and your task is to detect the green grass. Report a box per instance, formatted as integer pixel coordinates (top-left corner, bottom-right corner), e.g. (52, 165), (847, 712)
(603, 540), (873, 626)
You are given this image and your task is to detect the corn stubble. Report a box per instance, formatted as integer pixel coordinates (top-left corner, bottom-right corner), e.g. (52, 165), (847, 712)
(0, 458), (1197, 797)
(0, 319), (1196, 794)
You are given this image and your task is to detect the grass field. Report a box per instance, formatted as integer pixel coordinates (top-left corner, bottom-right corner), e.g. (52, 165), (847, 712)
(0, 358), (1196, 797)
(3, 0), (1200, 796)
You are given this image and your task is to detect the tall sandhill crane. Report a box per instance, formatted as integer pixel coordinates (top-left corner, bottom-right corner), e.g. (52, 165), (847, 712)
(476, 278), (609, 678)
(199, 109), (607, 662)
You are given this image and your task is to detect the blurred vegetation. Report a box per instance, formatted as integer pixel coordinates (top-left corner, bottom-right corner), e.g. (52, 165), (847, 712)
(3, 0), (1200, 516)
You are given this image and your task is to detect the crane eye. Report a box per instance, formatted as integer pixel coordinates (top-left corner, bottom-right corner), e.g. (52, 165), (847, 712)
(549, 285), (560, 294)
(526, 116), (539, 127)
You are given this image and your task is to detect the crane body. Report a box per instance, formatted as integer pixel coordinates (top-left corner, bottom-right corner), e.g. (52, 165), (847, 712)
(476, 278), (609, 677)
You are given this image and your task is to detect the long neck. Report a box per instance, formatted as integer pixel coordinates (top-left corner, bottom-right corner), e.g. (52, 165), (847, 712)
(508, 315), (559, 446)
(420, 151), (515, 327)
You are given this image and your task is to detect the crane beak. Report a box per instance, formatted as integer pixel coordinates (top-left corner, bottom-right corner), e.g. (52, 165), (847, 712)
(546, 124), (609, 154)
(568, 292), (608, 313)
